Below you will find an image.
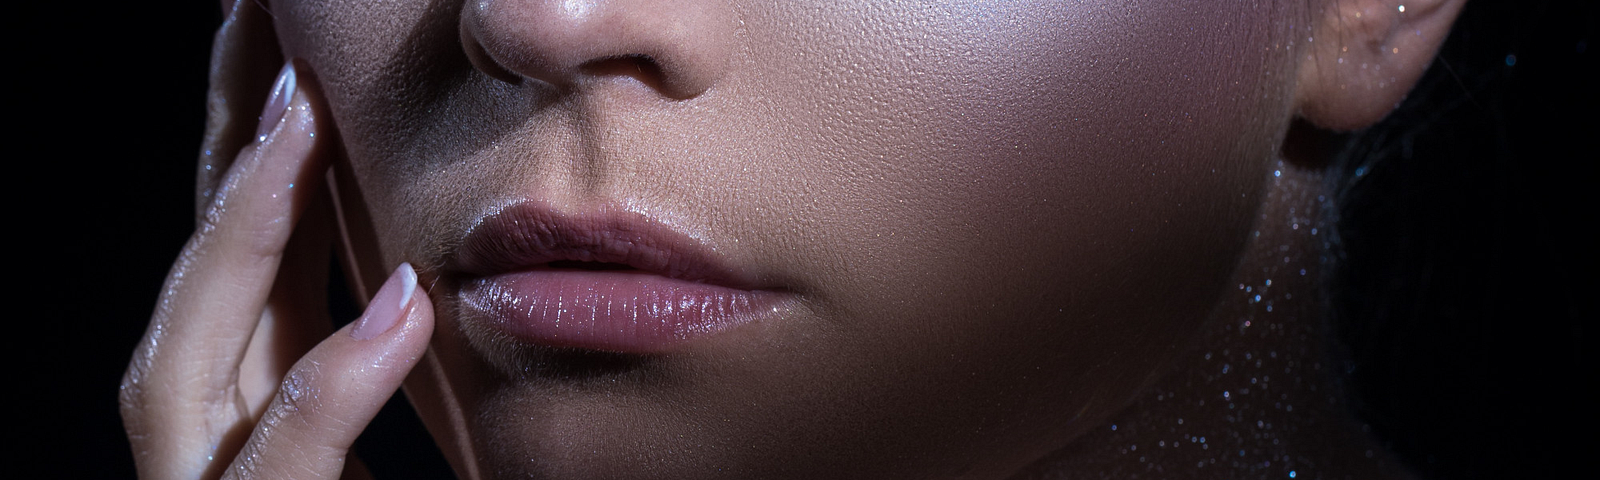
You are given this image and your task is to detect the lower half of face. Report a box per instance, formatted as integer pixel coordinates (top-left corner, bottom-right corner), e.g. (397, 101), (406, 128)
(277, 1), (1302, 478)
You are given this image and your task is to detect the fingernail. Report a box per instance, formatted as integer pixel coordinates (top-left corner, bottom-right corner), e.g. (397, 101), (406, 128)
(257, 62), (296, 141)
(352, 263), (417, 340)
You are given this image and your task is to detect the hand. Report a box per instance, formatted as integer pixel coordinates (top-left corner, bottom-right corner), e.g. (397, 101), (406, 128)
(118, 56), (435, 479)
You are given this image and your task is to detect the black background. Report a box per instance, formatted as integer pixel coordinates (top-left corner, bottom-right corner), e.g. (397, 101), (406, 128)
(18, 0), (1591, 478)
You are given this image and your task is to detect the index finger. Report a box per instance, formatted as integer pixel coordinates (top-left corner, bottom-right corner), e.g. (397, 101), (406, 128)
(122, 61), (333, 478)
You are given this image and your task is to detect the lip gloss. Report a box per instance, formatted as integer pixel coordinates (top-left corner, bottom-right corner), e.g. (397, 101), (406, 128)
(450, 202), (789, 353)
(461, 269), (781, 352)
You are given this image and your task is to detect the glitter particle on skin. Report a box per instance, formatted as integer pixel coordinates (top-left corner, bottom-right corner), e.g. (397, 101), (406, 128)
(1065, 161), (1365, 477)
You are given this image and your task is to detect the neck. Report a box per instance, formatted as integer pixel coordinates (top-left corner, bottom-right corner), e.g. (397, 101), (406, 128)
(1015, 160), (1414, 480)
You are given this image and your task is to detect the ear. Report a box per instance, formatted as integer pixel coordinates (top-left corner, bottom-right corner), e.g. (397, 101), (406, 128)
(196, 0), (285, 219)
(1294, 0), (1467, 131)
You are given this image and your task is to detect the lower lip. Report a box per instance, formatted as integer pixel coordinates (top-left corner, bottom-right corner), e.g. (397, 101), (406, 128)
(459, 270), (784, 353)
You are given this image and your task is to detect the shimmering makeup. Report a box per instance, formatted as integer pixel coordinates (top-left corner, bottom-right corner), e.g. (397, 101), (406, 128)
(271, 1), (1318, 478)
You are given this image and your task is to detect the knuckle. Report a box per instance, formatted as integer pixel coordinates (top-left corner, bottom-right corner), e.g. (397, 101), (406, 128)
(117, 365), (144, 409)
(197, 207), (290, 265)
(193, 160), (295, 264)
(198, 166), (243, 237)
(273, 365), (323, 425)
(225, 439), (270, 480)
(119, 321), (169, 419)
(117, 367), (147, 426)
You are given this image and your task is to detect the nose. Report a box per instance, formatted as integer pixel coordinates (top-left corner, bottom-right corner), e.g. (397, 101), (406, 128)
(461, 0), (734, 99)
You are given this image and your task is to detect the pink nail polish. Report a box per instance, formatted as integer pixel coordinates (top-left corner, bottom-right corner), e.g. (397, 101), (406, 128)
(352, 263), (417, 340)
(257, 63), (296, 141)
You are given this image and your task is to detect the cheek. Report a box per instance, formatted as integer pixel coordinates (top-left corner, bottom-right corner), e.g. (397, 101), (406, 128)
(274, 0), (487, 264)
(711, 7), (1292, 466)
(737, 2), (1288, 345)
(647, 2), (1292, 466)
(273, 0), (1297, 474)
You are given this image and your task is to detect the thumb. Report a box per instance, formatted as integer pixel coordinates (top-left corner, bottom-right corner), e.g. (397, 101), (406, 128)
(222, 263), (434, 480)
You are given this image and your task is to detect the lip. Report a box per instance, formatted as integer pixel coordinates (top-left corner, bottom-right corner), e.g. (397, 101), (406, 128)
(448, 201), (786, 353)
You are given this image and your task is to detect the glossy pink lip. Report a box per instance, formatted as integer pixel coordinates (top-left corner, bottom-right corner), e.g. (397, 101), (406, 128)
(450, 202), (784, 353)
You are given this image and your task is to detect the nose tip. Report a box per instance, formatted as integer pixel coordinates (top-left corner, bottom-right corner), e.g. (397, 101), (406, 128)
(461, 0), (733, 99)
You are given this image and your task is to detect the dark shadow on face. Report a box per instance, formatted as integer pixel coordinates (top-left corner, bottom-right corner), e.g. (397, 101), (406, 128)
(1281, 118), (1348, 169)
(349, 0), (561, 172)
(514, 347), (660, 382)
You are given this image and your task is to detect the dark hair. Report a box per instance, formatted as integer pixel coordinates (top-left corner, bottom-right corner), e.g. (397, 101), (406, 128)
(1326, 0), (1591, 478)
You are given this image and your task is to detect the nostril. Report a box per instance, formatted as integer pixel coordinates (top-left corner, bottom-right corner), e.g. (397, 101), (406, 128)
(578, 55), (667, 94)
(460, 13), (523, 85)
(460, 0), (731, 99)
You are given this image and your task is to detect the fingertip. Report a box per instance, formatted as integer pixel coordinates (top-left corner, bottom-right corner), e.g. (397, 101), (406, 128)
(398, 262), (418, 309)
(256, 63), (296, 141)
(395, 263), (436, 342)
(351, 263), (419, 340)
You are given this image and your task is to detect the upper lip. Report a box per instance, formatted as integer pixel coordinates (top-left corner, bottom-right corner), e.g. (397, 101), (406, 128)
(447, 201), (758, 288)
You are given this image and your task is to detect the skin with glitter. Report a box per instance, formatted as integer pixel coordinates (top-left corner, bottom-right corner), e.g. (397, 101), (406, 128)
(120, 0), (1468, 479)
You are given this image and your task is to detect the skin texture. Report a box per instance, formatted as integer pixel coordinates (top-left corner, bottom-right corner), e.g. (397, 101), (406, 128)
(120, 59), (437, 480)
(123, 0), (1464, 479)
(279, 1), (1290, 478)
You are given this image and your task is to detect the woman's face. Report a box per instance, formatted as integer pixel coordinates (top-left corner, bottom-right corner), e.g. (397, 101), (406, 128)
(273, 1), (1301, 477)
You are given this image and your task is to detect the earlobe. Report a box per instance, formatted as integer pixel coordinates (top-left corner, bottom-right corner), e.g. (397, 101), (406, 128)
(1294, 0), (1467, 131)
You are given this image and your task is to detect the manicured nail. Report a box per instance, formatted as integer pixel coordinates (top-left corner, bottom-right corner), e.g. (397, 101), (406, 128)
(257, 62), (297, 141)
(352, 263), (417, 340)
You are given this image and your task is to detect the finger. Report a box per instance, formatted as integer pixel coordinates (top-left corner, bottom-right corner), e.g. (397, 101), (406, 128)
(224, 264), (435, 480)
(237, 187), (337, 417)
(160, 61), (329, 382)
(122, 61), (330, 478)
(199, 0), (285, 216)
